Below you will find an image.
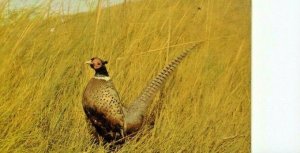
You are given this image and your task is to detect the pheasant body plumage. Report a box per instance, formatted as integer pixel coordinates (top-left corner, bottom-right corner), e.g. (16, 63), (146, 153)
(84, 78), (123, 122)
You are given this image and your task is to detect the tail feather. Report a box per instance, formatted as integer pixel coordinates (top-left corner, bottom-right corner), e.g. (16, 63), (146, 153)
(124, 43), (199, 132)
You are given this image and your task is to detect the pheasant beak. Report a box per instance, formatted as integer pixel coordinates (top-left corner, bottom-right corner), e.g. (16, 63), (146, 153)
(85, 60), (93, 65)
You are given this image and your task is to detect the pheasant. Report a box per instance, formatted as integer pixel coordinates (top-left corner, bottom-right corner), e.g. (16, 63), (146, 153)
(82, 44), (199, 144)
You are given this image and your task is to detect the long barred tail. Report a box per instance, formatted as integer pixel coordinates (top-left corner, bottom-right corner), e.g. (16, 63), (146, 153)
(124, 43), (199, 132)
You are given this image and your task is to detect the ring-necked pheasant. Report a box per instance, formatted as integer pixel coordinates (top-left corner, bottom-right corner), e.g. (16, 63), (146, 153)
(82, 44), (198, 144)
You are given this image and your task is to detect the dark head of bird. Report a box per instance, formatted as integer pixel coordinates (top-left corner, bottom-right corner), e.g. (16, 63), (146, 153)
(85, 57), (109, 76)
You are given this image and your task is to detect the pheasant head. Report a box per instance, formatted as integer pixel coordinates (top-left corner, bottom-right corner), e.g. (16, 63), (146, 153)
(85, 57), (109, 77)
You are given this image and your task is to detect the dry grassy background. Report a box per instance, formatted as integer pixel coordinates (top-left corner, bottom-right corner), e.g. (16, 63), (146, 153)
(0, 0), (250, 152)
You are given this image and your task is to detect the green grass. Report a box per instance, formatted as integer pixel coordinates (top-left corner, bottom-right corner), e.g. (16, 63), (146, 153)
(0, 0), (250, 152)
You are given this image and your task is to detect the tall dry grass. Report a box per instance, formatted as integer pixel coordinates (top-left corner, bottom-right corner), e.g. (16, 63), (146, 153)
(0, 0), (250, 152)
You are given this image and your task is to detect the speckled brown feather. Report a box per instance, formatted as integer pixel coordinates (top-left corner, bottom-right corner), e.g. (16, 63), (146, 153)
(83, 78), (125, 142)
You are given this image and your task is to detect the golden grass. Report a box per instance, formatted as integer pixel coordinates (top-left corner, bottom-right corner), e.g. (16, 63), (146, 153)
(0, 0), (250, 152)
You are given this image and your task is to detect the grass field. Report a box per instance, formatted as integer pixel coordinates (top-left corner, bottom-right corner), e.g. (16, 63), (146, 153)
(0, 0), (250, 152)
